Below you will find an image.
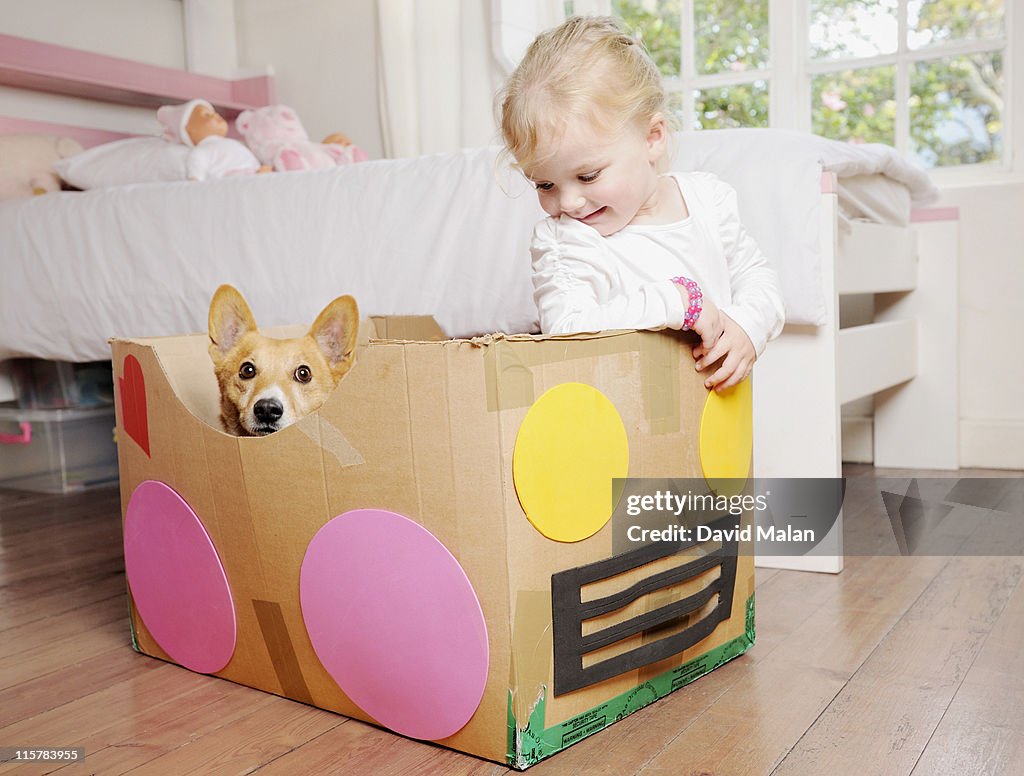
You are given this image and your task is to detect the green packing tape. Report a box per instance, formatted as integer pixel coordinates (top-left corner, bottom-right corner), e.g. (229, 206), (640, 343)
(506, 593), (756, 770)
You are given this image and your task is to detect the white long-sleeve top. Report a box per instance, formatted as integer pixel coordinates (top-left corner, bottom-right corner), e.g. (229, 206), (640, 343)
(530, 171), (786, 355)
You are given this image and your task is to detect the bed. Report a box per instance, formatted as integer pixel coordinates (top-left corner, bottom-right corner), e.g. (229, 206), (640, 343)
(0, 35), (959, 573)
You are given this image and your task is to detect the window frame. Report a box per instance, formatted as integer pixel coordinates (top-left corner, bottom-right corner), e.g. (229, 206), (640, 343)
(660, 0), (1020, 181)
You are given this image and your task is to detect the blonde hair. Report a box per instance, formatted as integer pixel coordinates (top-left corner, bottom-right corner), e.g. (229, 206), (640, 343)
(497, 15), (673, 173)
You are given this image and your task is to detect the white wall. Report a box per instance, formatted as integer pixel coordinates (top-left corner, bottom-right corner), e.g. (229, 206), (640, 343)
(838, 180), (1024, 471)
(0, 0), (385, 158)
(0, 0), (187, 133)
(234, 0), (384, 159)
(0, 0), (186, 67)
(937, 180), (1024, 469)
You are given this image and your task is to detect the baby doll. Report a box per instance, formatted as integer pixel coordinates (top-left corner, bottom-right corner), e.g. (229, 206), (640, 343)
(157, 99), (268, 181)
(322, 132), (369, 163)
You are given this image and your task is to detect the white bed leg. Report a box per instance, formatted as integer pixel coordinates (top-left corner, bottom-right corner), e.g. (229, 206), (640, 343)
(873, 212), (960, 470)
(752, 191), (843, 574)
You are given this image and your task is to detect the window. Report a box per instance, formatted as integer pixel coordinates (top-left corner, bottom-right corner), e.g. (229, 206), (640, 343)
(809, 1), (1005, 168)
(568, 1), (772, 130)
(583, 0), (1010, 171)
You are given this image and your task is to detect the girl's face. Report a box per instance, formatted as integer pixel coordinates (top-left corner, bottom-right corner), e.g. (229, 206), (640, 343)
(522, 114), (668, 237)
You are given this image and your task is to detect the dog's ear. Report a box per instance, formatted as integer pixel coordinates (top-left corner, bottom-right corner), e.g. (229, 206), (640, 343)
(310, 295), (360, 378)
(209, 284), (258, 358)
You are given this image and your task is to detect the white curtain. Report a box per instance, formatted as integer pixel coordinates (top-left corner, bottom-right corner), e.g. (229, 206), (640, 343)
(487, 1), (611, 74)
(375, 0), (616, 158)
(376, 0), (502, 158)
(570, 1), (613, 15)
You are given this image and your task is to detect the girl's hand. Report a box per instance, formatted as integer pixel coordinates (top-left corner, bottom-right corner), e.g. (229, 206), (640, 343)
(693, 312), (756, 392)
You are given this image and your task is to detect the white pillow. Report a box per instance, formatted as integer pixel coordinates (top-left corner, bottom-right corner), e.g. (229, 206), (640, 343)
(53, 137), (188, 189)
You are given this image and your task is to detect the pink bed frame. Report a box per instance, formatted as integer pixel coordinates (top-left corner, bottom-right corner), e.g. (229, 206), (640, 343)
(0, 115), (132, 148)
(0, 32), (274, 147)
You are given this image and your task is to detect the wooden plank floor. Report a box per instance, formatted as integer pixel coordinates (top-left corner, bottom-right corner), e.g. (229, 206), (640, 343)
(0, 466), (1021, 775)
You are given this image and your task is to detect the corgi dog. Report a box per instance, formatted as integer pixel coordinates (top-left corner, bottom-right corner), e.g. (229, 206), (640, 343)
(208, 284), (359, 436)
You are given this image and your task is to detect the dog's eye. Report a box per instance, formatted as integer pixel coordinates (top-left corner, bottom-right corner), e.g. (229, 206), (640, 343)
(239, 362), (257, 379)
(294, 365), (312, 384)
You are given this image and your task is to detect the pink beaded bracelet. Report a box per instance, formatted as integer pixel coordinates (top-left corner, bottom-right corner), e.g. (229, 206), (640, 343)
(671, 276), (703, 331)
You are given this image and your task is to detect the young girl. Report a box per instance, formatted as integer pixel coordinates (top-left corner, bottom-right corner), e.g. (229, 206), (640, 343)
(498, 16), (785, 392)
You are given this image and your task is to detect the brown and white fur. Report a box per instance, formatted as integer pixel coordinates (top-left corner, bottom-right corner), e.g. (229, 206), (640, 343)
(208, 284), (359, 436)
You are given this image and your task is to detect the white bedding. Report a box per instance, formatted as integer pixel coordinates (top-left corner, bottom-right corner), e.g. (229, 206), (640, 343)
(838, 173), (914, 227)
(0, 129), (936, 362)
(0, 148), (544, 363)
(670, 129), (937, 326)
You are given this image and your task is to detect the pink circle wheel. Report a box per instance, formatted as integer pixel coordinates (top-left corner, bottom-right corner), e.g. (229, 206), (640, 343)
(300, 509), (489, 740)
(123, 480), (236, 674)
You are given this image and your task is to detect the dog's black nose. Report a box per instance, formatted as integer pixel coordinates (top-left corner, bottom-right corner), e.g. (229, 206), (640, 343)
(254, 398), (284, 424)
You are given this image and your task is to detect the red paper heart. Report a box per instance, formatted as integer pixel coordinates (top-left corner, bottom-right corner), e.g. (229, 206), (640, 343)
(119, 355), (150, 457)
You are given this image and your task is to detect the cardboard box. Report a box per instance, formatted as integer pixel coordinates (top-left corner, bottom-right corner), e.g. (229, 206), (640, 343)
(111, 321), (755, 769)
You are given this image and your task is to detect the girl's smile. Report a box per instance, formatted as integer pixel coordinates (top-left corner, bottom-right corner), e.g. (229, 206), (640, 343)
(523, 114), (680, 236)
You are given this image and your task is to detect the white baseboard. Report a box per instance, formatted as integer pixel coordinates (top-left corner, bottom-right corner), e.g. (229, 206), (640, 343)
(837, 418), (1022, 470)
(841, 416), (874, 464)
(960, 419), (1024, 470)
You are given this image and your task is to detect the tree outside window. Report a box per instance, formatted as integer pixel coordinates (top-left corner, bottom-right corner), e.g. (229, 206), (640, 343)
(569, 0), (1007, 169)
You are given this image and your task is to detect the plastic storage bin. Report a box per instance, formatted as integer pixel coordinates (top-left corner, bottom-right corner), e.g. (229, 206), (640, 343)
(0, 406), (118, 492)
(10, 359), (115, 409)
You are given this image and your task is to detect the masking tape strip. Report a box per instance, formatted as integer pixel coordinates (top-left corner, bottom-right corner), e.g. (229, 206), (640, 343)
(252, 599), (315, 705)
(296, 417), (365, 469)
(357, 317), (374, 347)
(550, 513), (739, 697)
(484, 331), (683, 432)
(485, 339), (537, 413)
(510, 589), (555, 729)
(369, 316), (448, 342)
(640, 332), (681, 435)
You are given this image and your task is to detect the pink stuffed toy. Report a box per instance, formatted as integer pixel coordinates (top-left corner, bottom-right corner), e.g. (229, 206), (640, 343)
(235, 105), (368, 172)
